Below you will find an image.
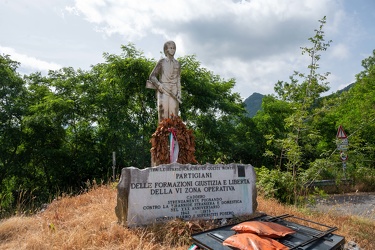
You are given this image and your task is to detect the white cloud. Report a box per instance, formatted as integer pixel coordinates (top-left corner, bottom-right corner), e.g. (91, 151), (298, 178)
(68, 0), (337, 42)
(0, 46), (62, 72)
(211, 51), (310, 98)
(62, 0), (352, 98)
(0, 0), (370, 100)
(330, 43), (350, 60)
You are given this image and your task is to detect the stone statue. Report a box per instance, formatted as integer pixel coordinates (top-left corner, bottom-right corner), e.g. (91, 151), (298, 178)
(147, 41), (181, 123)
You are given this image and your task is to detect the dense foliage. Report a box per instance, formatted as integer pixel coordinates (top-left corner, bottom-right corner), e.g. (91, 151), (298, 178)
(1, 18), (374, 216)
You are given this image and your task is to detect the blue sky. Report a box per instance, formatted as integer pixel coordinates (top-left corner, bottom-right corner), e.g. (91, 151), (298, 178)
(1, 0), (374, 99)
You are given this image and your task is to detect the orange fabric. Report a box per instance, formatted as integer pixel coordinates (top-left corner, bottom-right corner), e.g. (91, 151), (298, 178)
(231, 221), (295, 238)
(223, 233), (289, 250)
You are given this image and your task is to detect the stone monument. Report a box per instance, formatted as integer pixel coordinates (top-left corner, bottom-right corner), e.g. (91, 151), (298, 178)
(116, 42), (258, 227)
(115, 163), (257, 227)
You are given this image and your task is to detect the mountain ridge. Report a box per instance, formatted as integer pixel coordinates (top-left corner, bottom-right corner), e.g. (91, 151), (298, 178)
(243, 92), (264, 117)
(243, 83), (355, 117)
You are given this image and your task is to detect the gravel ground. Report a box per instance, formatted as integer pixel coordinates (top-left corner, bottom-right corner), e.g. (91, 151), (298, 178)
(307, 192), (375, 249)
(309, 192), (375, 221)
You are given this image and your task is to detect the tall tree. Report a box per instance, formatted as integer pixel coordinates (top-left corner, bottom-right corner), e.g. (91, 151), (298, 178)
(22, 72), (68, 194)
(89, 44), (157, 169)
(332, 50), (375, 176)
(271, 17), (332, 203)
(0, 55), (27, 211)
(253, 95), (293, 169)
(178, 55), (247, 163)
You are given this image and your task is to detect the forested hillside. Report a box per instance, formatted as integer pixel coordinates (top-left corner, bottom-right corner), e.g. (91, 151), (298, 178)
(244, 92), (264, 117)
(1, 17), (374, 217)
(243, 84), (354, 118)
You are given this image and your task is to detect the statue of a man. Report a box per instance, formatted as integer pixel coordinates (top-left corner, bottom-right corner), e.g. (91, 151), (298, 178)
(148, 41), (181, 123)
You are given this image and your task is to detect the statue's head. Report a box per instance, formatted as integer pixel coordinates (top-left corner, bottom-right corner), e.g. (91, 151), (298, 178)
(163, 41), (176, 56)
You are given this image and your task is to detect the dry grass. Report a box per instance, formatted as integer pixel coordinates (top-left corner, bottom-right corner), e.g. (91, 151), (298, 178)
(0, 185), (186, 250)
(0, 185), (374, 249)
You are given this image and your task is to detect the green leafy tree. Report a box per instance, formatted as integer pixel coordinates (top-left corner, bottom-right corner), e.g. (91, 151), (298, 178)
(253, 95), (293, 169)
(22, 72), (68, 195)
(326, 50), (375, 187)
(178, 55), (247, 163)
(230, 115), (265, 166)
(89, 44), (157, 169)
(269, 17), (332, 203)
(46, 67), (103, 185)
(0, 55), (27, 213)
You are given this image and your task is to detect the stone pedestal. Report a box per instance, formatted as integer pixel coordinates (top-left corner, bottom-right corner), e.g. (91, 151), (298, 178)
(115, 163), (257, 227)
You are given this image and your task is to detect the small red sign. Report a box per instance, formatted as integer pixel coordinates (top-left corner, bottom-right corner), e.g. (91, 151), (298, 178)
(336, 125), (347, 139)
(340, 151), (348, 161)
